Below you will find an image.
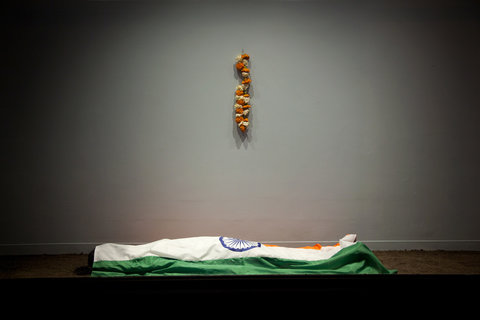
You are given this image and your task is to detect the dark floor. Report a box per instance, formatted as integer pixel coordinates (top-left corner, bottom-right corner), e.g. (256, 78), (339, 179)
(0, 250), (479, 278)
(373, 250), (480, 274)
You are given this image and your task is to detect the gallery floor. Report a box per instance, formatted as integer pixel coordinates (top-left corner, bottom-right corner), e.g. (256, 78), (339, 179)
(1, 251), (479, 305)
(1, 250), (479, 278)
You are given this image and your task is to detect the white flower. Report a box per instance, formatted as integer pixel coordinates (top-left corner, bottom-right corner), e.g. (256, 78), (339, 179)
(235, 55), (242, 62)
(243, 97), (250, 103)
(235, 113), (242, 118)
(242, 72), (249, 78)
(237, 84), (249, 91)
(242, 109), (250, 116)
(234, 103), (242, 109)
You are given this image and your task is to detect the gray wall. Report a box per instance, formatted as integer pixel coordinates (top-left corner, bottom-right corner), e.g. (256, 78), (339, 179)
(2, 0), (480, 253)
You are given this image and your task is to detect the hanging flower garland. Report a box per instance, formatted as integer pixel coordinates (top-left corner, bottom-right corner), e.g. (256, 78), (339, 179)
(234, 53), (251, 132)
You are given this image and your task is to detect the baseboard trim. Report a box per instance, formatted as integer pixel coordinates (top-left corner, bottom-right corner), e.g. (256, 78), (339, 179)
(262, 239), (480, 250)
(363, 240), (480, 250)
(1, 239), (480, 254)
(0, 243), (100, 255)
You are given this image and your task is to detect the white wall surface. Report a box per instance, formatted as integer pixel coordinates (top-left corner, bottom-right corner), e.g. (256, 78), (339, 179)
(2, 0), (480, 253)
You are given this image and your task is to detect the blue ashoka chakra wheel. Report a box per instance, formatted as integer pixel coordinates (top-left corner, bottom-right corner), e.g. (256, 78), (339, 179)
(219, 237), (261, 252)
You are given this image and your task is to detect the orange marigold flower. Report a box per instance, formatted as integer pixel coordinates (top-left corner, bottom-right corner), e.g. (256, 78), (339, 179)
(239, 125), (246, 132)
(235, 116), (244, 123)
(243, 104), (251, 108)
(243, 94), (250, 97)
(237, 99), (245, 105)
(241, 68), (250, 72)
(241, 54), (250, 60)
(236, 62), (244, 70)
(235, 107), (243, 114)
(242, 78), (251, 84)
(235, 90), (244, 96)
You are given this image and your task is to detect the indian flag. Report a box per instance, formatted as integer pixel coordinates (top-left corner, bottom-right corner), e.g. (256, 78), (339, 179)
(92, 234), (396, 276)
